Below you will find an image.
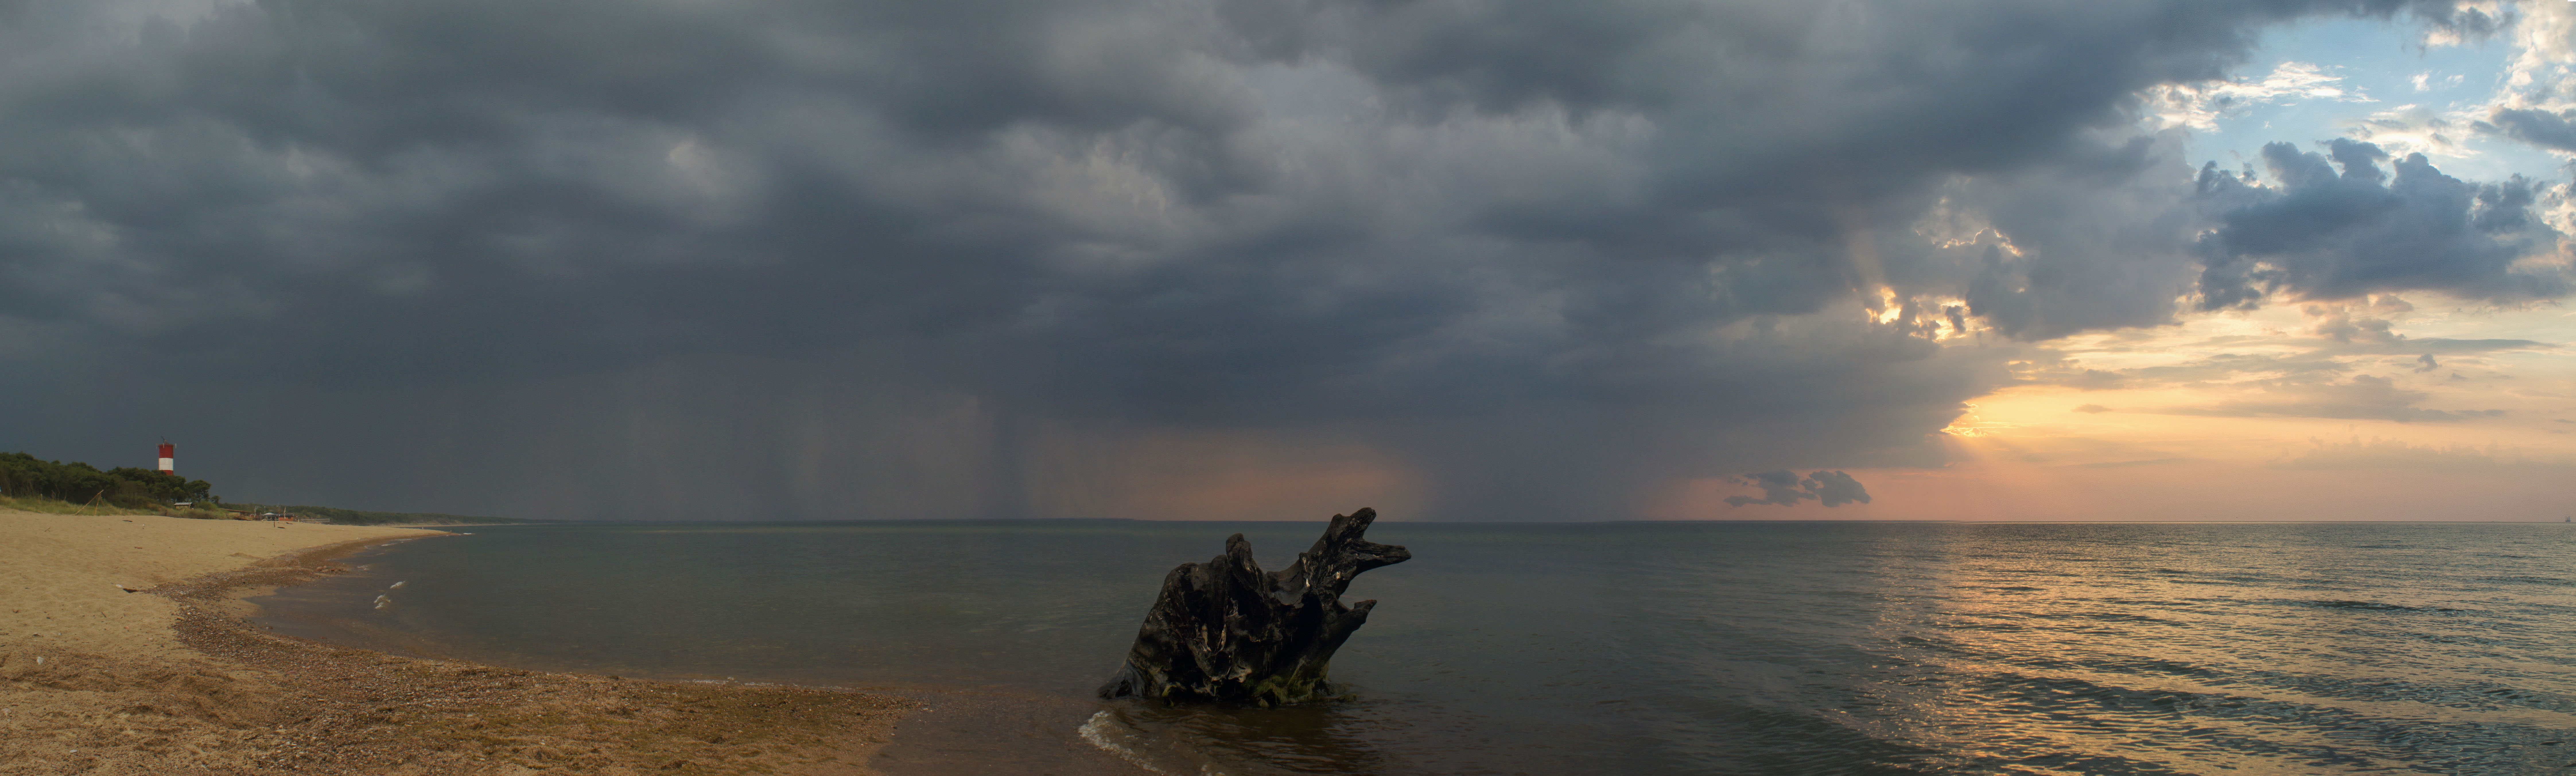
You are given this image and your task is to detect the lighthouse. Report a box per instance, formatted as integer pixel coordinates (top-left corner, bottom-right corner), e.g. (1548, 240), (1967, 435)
(158, 442), (175, 475)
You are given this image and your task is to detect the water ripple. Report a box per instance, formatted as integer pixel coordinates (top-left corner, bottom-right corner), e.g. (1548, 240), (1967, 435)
(253, 520), (2576, 775)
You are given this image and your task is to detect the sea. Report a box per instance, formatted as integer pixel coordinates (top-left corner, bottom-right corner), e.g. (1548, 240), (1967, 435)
(250, 520), (2576, 775)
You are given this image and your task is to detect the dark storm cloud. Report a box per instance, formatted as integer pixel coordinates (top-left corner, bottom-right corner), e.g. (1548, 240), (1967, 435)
(1946, 136), (2210, 340)
(0, 0), (2531, 519)
(2193, 140), (2567, 309)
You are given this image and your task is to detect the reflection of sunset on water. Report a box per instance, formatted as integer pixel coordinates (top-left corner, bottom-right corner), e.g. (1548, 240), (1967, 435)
(1802, 524), (2576, 773)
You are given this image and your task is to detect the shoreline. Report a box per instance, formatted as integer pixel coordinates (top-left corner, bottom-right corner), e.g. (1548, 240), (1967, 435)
(245, 532), (1162, 776)
(236, 525), (1165, 776)
(1, 510), (914, 775)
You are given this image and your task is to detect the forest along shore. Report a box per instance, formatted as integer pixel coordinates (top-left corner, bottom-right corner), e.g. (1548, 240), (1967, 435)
(0, 509), (914, 775)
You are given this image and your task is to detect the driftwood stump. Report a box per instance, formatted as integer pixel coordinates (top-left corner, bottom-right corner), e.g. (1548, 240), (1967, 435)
(1097, 508), (1411, 706)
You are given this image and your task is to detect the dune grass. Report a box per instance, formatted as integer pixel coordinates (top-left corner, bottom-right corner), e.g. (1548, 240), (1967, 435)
(0, 493), (159, 516)
(0, 493), (247, 519)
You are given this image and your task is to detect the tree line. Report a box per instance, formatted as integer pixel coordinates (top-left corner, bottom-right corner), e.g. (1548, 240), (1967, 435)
(1, 450), (517, 523)
(0, 451), (215, 508)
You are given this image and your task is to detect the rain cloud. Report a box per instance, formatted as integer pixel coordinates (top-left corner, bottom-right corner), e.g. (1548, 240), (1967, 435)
(0, 0), (2551, 520)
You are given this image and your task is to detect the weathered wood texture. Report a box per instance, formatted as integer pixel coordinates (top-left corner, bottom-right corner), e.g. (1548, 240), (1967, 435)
(1097, 508), (1411, 706)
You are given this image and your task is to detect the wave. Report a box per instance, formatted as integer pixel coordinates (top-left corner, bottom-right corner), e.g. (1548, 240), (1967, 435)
(1079, 710), (1194, 776)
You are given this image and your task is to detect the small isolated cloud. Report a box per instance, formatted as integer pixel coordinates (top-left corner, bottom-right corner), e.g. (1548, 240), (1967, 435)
(2307, 303), (2399, 343)
(2072, 404), (2114, 413)
(2147, 62), (2372, 131)
(2075, 457), (2194, 468)
(2408, 73), (2460, 92)
(2119, 351), (2351, 384)
(2326, 337), (2555, 356)
(2413, 353), (2440, 373)
(2273, 437), (2568, 473)
(2015, 362), (2129, 390)
(2154, 374), (2502, 423)
(2063, 369), (2127, 390)
(2294, 301), (2557, 357)
(1725, 470), (1873, 508)
(2346, 104), (2474, 158)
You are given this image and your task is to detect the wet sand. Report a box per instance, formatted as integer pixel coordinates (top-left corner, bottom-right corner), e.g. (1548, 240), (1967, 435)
(0, 510), (912, 774)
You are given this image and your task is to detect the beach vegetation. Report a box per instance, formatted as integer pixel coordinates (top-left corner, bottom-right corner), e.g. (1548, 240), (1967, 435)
(0, 451), (213, 509)
(0, 450), (521, 524)
(0, 492), (159, 516)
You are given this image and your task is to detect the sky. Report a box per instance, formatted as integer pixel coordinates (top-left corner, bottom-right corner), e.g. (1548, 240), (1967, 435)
(8, 0), (2576, 522)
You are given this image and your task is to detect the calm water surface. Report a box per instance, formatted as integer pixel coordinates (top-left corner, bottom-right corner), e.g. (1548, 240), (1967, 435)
(255, 521), (2576, 774)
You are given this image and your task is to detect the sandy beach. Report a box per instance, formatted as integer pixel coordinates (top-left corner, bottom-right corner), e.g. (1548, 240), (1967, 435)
(0, 509), (912, 775)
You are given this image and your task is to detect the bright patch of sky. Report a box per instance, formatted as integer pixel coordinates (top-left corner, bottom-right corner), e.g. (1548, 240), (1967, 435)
(2180, 17), (2566, 185)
